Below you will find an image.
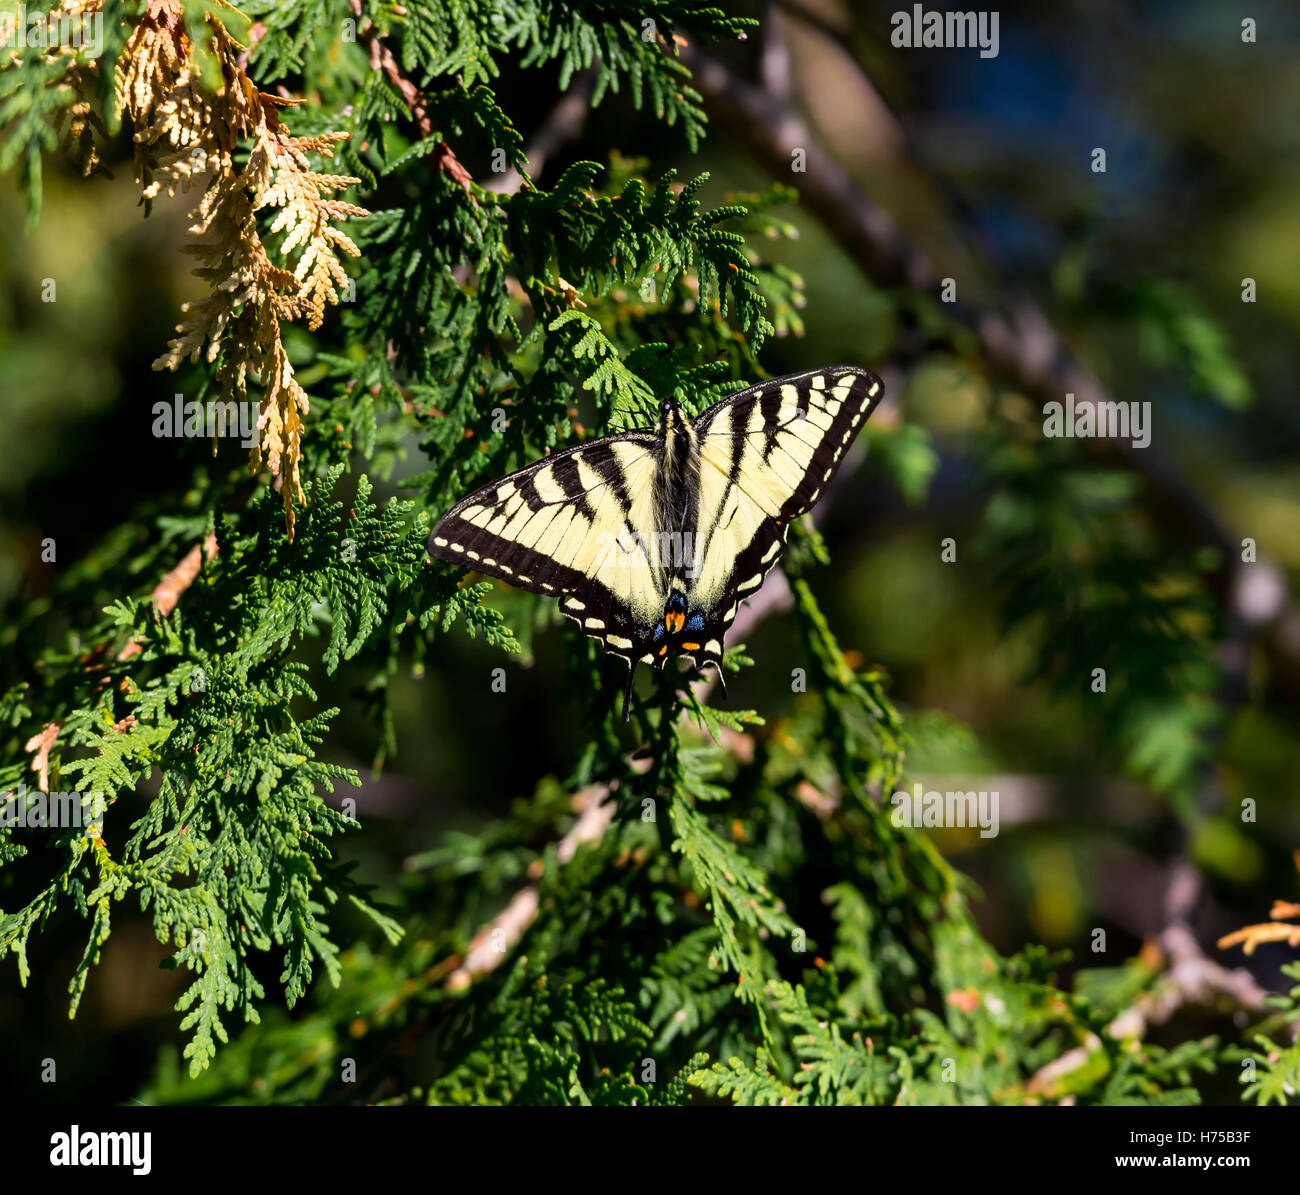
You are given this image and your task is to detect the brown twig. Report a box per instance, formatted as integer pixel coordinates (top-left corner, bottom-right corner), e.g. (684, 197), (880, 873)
(759, 3), (793, 100)
(442, 777), (623, 991)
(23, 722), (61, 793)
(1107, 923), (1269, 1040)
(347, 0), (473, 194)
(117, 532), (218, 661)
(10, 531), (219, 816)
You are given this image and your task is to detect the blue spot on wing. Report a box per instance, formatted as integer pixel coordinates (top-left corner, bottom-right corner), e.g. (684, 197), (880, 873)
(652, 623), (665, 641)
(686, 614), (704, 631)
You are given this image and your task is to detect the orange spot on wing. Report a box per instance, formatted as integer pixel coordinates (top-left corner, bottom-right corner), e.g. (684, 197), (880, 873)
(681, 642), (699, 652)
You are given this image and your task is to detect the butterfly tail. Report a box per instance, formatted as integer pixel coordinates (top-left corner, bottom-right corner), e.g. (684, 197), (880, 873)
(620, 659), (636, 723)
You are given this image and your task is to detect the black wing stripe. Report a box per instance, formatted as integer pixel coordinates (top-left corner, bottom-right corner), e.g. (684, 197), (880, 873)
(728, 404), (749, 483)
(580, 441), (635, 516)
(434, 510), (592, 595)
(759, 386), (785, 461)
(550, 452), (597, 525)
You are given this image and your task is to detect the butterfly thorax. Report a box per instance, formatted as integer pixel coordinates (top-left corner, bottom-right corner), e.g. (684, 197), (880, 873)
(652, 401), (696, 545)
(656, 399), (696, 484)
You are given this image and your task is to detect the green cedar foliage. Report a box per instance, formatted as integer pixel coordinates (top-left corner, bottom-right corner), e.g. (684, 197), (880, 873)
(0, 0), (1274, 1105)
(1239, 961), (1300, 1105)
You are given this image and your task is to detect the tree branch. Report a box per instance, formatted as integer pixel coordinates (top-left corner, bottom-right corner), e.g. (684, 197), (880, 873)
(347, 0), (473, 193)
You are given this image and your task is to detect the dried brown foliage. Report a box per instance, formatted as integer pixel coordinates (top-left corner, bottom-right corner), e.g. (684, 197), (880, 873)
(116, 0), (364, 535)
(1219, 854), (1300, 955)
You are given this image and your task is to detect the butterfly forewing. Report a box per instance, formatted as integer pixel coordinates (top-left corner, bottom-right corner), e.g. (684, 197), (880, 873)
(694, 366), (884, 521)
(428, 432), (666, 663)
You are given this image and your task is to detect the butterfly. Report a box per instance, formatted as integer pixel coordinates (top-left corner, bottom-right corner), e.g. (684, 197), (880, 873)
(428, 366), (885, 719)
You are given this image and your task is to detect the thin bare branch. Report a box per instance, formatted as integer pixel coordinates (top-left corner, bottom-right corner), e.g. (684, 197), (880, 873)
(347, 0), (473, 194)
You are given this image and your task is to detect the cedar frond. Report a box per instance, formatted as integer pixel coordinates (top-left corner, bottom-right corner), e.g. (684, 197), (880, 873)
(115, 0), (189, 140)
(118, 0), (364, 536)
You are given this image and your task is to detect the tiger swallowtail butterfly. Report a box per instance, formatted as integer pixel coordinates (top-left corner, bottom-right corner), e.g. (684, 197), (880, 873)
(429, 366), (885, 719)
